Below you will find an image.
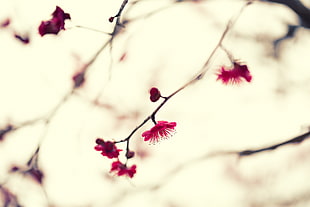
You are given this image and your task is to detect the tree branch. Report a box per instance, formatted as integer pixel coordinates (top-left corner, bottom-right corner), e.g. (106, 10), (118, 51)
(262, 0), (310, 28)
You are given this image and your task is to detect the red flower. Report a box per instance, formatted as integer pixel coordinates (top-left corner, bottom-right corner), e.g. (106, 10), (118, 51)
(94, 138), (122, 159)
(142, 121), (177, 144)
(216, 62), (252, 85)
(149, 87), (161, 102)
(110, 161), (136, 178)
(38, 6), (71, 36)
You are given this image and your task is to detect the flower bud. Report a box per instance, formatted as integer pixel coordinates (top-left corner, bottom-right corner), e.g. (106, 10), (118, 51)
(126, 151), (135, 159)
(149, 87), (161, 102)
(108, 16), (114, 23)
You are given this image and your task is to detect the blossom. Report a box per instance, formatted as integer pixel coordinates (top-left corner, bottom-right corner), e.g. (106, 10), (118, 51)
(110, 161), (136, 178)
(94, 138), (122, 159)
(216, 62), (252, 85)
(142, 121), (177, 144)
(149, 87), (161, 102)
(38, 6), (71, 36)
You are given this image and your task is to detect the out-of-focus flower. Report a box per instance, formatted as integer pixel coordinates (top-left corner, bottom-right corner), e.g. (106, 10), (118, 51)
(38, 6), (71, 36)
(142, 121), (177, 144)
(149, 87), (161, 102)
(94, 138), (122, 159)
(119, 52), (127, 62)
(216, 61), (252, 85)
(1, 18), (10, 28)
(110, 161), (136, 178)
(126, 150), (135, 159)
(72, 71), (85, 88)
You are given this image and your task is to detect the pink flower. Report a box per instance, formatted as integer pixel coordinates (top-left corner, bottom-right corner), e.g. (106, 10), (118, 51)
(149, 87), (161, 102)
(216, 62), (252, 85)
(94, 138), (122, 159)
(110, 161), (136, 178)
(142, 121), (177, 144)
(38, 6), (71, 36)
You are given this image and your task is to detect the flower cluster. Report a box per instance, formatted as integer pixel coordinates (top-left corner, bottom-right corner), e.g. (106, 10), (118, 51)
(94, 138), (122, 159)
(94, 138), (136, 178)
(94, 58), (250, 178)
(216, 61), (252, 85)
(142, 121), (177, 144)
(38, 6), (71, 36)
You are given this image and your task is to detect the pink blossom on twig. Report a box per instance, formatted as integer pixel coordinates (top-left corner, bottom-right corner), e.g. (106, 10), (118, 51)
(142, 121), (177, 144)
(216, 61), (252, 85)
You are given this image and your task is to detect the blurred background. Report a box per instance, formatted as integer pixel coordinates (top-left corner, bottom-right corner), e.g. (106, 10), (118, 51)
(1, 0), (310, 206)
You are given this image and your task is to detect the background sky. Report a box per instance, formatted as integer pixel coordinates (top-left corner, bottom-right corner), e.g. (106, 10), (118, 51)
(1, 0), (310, 206)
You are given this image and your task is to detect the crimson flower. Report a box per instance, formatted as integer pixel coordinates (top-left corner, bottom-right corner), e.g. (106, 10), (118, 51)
(142, 121), (177, 144)
(110, 161), (136, 178)
(216, 62), (252, 85)
(94, 138), (122, 159)
(38, 6), (71, 36)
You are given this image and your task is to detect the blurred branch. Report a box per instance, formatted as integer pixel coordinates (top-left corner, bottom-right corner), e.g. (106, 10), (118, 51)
(106, 129), (310, 207)
(262, 0), (310, 27)
(238, 130), (310, 156)
(261, 0), (310, 55)
(150, 129), (310, 191)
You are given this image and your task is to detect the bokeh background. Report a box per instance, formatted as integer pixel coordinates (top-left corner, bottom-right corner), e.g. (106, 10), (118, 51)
(1, 0), (310, 206)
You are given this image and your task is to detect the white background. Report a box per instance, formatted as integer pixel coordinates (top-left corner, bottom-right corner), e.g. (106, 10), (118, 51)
(1, 0), (310, 206)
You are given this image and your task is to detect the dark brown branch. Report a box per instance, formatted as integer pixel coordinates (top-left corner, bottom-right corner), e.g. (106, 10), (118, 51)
(238, 130), (310, 156)
(262, 0), (310, 27)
